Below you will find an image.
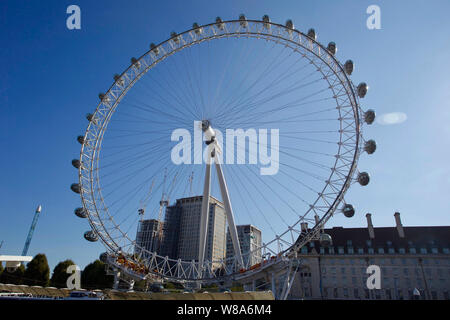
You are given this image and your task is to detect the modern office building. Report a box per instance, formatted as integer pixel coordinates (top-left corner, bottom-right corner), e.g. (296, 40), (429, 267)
(226, 224), (262, 270)
(160, 196), (227, 269)
(135, 219), (163, 255)
(289, 212), (450, 300)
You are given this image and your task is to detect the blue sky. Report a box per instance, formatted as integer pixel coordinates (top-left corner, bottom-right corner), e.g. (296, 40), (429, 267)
(1, 0), (449, 272)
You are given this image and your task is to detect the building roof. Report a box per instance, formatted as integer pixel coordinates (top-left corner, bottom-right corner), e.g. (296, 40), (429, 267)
(308, 225), (450, 253)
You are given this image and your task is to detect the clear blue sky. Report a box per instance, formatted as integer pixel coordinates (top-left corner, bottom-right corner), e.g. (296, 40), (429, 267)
(1, 0), (449, 272)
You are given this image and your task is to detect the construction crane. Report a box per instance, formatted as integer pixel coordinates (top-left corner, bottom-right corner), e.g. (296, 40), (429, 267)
(138, 180), (155, 222)
(22, 205), (42, 256)
(156, 170), (179, 247)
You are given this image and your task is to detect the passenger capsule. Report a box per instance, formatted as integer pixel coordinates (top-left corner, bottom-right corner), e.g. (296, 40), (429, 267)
(364, 139), (377, 154)
(357, 82), (369, 98)
(170, 31), (180, 44)
(70, 183), (81, 194)
(327, 42), (337, 55)
(319, 233), (333, 247)
(358, 172), (370, 186)
(192, 22), (203, 34)
(113, 74), (125, 87)
(307, 28), (316, 40)
(150, 43), (159, 55)
(72, 159), (81, 169)
(239, 14), (248, 28)
(215, 17), (225, 30)
(77, 135), (85, 145)
(84, 231), (98, 242)
(342, 204), (355, 218)
(74, 207), (87, 218)
(99, 252), (108, 263)
(262, 15), (271, 29)
(285, 19), (294, 30)
(131, 57), (141, 69)
(364, 109), (376, 125)
(99, 93), (110, 103)
(344, 60), (354, 75)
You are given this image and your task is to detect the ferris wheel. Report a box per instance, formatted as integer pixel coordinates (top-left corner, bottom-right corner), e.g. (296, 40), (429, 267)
(70, 15), (376, 287)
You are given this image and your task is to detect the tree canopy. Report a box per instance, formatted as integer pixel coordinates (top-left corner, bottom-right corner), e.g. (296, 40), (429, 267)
(24, 253), (50, 286)
(50, 259), (75, 288)
(81, 259), (114, 289)
(0, 264), (25, 285)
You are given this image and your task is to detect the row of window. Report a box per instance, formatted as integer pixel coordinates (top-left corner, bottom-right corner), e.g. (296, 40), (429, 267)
(319, 287), (449, 300)
(320, 257), (448, 266)
(310, 246), (448, 255)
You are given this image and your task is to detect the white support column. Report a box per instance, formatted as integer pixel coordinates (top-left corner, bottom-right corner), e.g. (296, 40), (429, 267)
(198, 153), (212, 277)
(113, 270), (120, 290)
(214, 158), (244, 268)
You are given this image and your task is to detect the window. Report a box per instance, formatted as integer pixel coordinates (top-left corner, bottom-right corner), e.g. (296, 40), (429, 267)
(348, 247), (354, 254)
(385, 289), (392, 300)
(420, 248), (427, 254)
(354, 288), (359, 299)
(378, 248), (385, 254)
(358, 248), (364, 254)
(320, 247), (325, 254)
(333, 288), (338, 298)
(388, 248), (395, 254)
(343, 288), (349, 298)
(338, 247), (344, 254)
(399, 248), (406, 254)
(409, 247), (417, 254)
(443, 248), (449, 254)
(368, 248), (374, 254)
(431, 248), (438, 254)
(366, 240), (372, 247)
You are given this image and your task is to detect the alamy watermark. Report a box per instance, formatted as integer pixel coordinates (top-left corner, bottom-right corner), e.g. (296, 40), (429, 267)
(366, 5), (381, 30)
(366, 264), (381, 289)
(171, 121), (279, 175)
(66, 264), (81, 290)
(66, 5), (81, 30)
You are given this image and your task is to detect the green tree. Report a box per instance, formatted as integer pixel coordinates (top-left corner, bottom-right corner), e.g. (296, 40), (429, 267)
(0, 264), (25, 285)
(24, 253), (50, 286)
(50, 259), (75, 288)
(81, 260), (114, 289)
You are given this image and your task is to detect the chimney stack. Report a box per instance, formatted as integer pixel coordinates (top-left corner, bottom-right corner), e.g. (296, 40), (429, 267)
(366, 213), (375, 239)
(394, 212), (405, 238)
(301, 222), (308, 232)
(314, 214), (324, 232)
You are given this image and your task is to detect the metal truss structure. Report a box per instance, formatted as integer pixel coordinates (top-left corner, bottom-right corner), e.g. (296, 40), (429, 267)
(72, 16), (375, 295)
